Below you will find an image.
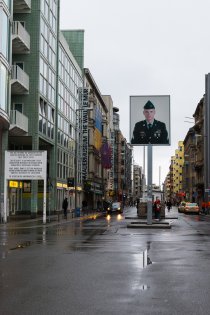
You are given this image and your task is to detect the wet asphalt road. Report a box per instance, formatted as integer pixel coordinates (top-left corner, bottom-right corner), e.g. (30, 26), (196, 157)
(1, 207), (210, 315)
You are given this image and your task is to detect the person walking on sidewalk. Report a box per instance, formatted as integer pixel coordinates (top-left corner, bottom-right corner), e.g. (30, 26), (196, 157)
(166, 200), (172, 212)
(62, 197), (68, 219)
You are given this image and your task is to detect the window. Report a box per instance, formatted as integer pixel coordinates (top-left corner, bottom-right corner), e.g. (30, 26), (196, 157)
(39, 97), (54, 139)
(4, 0), (11, 9)
(23, 181), (31, 193)
(14, 62), (24, 70)
(0, 8), (9, 60)
(0, 62), (8, 111)
(12, 103), (23, 113)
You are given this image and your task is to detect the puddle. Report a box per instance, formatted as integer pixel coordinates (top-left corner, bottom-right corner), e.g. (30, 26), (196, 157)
(139, 284), (150, 291)
(133, 248), (152, 269)
(131, 280), (150, 292)
(10, 241), (32, 250)
(131, 246), (152, 292)
(1, 251), (8, 259)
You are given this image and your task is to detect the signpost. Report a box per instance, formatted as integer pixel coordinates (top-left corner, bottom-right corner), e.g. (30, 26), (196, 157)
(4, 151), (47, 224)
(130, 95), (170, 225)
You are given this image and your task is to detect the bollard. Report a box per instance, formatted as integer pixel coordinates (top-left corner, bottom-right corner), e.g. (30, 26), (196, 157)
(75, 207), (80, 217)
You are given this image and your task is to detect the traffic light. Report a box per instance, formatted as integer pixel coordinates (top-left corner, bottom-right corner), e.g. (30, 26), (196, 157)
(67, 178), (74, 187)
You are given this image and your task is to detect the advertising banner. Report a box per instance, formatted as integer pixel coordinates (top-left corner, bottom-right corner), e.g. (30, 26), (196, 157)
(94, 107), (102, 150)
(82, 88), (89, 180)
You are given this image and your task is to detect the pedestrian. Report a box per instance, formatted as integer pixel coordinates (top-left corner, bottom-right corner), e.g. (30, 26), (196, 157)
(97, 200), (102, 212)
(201, 201), (206, 214)
(153, 197), (161, 220)
(62, 197), (68, 219)
(131, 100), (169, 144)
(82, 200), (88, 214)
(136, 198), (140, 212)
(166, 200), (172, 212)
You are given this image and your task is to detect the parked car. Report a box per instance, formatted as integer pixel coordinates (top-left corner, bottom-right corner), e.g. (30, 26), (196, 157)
(178, 201), (186, 213)
(109, 202), (123, 214)
(184, 202), (200, 214)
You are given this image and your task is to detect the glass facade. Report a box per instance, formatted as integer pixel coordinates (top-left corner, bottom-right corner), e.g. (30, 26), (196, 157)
(0, 6), (9, 60)
(39, 0), (83, 183)
(57, 44), (83, 181)
(0, 63), (8, 111)
(39, 0), (57, 139)
(3, 0), (10, 10)
(0, 1), (10, 113)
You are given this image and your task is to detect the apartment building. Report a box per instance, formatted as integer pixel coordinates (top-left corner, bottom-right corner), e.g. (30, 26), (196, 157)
(83, 68), (109, 210)
(112, 108), (133, 205)
(4, 0), (84, 218)
(133, 164), (142, 202)
(173, 141), (184, 197)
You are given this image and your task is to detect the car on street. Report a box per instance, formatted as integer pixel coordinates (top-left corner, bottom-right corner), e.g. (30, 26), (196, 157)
(108, 201), (123, 214)
(178, 201), (186, 213)
(184, 202), (200, 214)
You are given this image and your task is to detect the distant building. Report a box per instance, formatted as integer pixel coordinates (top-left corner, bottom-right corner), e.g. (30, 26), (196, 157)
(133, 164), (143, 201)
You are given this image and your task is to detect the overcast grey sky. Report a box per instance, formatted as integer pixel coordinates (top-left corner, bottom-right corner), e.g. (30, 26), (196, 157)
(60, 0), (210, 185)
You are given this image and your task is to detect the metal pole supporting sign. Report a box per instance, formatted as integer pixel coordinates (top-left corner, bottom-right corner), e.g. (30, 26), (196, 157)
(147, 145), (153, 225)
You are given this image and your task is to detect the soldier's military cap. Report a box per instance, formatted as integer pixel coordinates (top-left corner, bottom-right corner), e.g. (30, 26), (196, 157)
(144, 100), (155, 109)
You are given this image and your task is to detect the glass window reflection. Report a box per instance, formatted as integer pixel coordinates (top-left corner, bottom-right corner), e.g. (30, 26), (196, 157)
(0, 8), (9, 60)
(0, 63), (8, 111)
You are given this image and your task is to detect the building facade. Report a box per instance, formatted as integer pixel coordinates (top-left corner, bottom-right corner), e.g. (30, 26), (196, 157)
(83, 68), (109, 211)
(173, 141), (184, 201)
(133, 164), (142, 202)
(1, 0), (133, 220)
(4, 0), (84, 218)
(0, 0), (12, 217)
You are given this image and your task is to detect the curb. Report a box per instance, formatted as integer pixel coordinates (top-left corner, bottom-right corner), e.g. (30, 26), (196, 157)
(0, 212), (103, 230)
(127, 221), (171, 229)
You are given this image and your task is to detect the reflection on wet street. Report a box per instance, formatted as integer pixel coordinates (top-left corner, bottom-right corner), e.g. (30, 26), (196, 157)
(2, 207), (210, 314)
(0, 214), (120, 253)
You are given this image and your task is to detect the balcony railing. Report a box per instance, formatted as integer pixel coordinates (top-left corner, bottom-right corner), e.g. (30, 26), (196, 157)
(11, 65), (29, 94)
(12, 21), (30, 53)
(9, 110), (28, 135)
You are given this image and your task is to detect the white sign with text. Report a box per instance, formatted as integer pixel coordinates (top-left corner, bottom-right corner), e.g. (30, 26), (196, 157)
(5, 151), (47, 180)
(4, 151), (47, 224)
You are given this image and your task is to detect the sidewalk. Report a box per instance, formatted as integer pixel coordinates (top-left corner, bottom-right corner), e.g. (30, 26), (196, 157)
(0, 206), (181, 230)
(0, 210), (104, 229)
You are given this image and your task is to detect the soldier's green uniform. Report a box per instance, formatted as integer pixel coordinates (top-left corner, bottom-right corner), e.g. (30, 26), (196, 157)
(131, 119), (169, 144)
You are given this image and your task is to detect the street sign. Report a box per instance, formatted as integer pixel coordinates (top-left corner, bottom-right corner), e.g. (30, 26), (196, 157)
(4, 151), (47, 224)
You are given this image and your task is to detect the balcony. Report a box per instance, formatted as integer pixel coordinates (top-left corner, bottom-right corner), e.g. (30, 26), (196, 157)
(13, 0), (31, 13)
(9, 110), (28, 136)
(12, 21), (30, 54)
(11, 65), (29, 94)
